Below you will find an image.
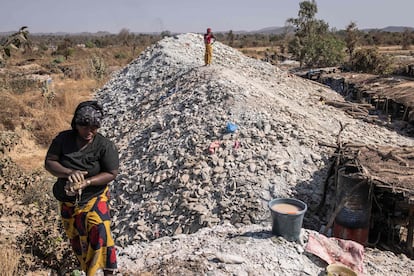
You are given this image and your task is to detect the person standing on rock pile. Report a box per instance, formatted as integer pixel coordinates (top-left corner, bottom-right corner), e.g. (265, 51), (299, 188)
(204, 27), (216, 66)
(44, 100), (119, 276)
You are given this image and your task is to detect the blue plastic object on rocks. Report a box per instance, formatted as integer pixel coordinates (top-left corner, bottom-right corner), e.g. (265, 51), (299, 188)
(226, 122), (238, 133)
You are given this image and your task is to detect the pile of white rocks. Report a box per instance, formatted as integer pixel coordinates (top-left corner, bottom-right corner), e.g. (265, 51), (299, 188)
(96, 33), (414, 244)
(95, 33), (414, 274)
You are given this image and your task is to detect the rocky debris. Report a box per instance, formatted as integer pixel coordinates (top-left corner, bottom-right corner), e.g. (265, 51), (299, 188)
(0, 131), (19, 153)
(116, 223), (414, 276)
(94, 33), (414, 274)
(118, 224), (322, 275)
(96, 33), (414, 244)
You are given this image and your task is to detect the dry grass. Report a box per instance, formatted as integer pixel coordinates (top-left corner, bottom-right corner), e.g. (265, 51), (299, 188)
(3, 82), (99, 170)
(0, 92), (33, 131)
(8, 129), (47, 171)
(36, 77), (100, 144)
(0, 47), (121, 169)
(0, 247), (21, 276)
(0, 78), (97, 171)
(359, 45), (414, 57)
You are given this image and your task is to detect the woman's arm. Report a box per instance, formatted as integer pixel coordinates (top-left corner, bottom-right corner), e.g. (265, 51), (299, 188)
(45, 153), (89, 184)
(83, 170), (118, 188)
(44, 153), (74, 178)
(66, 170), (118, 193)
(47, 152), (117, 194)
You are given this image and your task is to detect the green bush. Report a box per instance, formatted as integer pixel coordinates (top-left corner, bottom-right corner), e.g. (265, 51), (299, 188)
(114, 52), (127, 59)
(350, 48), (393, 75)
(85, 41), (95, 48)
(90, 55), (106, 80)
(52, 55), (65, 64)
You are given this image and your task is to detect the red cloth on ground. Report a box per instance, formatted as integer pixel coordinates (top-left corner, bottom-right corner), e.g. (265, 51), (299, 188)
(305, 232), (364, 274)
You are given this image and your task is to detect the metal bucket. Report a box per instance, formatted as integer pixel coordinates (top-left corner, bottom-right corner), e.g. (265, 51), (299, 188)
(268, 198), (307, 241)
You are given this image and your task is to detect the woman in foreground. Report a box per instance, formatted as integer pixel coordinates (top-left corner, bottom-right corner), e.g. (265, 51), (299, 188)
(45, 100), (119, 276)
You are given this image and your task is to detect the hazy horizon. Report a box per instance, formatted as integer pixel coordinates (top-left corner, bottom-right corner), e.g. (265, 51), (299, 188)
(1, 0), (413, 34)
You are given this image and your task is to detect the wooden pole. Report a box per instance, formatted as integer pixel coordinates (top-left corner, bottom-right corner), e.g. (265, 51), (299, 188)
(385, 98), (389, 115)
(407, 204), (414, 257)
(402, 106), (409, 121)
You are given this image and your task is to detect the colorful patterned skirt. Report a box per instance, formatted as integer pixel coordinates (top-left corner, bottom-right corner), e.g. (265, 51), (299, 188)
(60, 187), (117, 276)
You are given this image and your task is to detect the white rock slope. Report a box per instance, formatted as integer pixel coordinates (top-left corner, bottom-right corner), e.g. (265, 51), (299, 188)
(95, 33), (414, 275)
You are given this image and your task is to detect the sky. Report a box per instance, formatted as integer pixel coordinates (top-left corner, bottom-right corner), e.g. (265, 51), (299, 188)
(1, 0), (413, 34)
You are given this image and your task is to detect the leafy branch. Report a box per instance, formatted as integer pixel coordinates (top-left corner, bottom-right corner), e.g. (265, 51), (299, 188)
(0, 26), (30, 65)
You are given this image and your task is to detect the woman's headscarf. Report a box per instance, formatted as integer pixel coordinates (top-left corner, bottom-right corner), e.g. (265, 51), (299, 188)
(71, 100), (104, 129)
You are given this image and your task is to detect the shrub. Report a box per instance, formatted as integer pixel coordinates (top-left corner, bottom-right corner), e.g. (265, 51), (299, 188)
(114, 52), (127, 59)
(350, 48), (394, 75)
(52, 55), (65, 64)
(90, 55), (107, 80)
(17, 175), (78, 274)
(85, 41), (95, 48)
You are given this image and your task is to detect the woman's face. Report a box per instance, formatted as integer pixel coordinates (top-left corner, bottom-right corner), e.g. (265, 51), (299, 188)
(76, 125), (98, 142)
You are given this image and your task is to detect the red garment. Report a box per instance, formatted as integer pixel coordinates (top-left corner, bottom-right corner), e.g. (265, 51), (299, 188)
(204, 32), (215, 44)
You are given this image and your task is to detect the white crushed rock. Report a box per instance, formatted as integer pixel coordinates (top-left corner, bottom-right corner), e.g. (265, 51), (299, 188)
(95, 33), (414, 275)
(117, 223), (414, 276)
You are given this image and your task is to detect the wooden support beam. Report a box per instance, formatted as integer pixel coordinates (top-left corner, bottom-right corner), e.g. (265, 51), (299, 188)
(402, 106), (409, 121)
(385, 98), (389, 115)
(407, 204), (414, 257)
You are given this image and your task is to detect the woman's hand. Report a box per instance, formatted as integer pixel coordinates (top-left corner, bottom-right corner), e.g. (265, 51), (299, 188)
(64, 181), (79, 196)
(68, 170), (88, 183)
(64, 178), (91, 196)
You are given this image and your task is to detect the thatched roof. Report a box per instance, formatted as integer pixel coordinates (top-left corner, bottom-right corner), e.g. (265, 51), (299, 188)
(352, 74), (414, 108)
(339, 144), (414, 201)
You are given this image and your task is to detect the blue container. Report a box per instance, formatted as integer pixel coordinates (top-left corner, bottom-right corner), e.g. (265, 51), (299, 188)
(226, 122), (238, 133)
(268, 198), (307, 241)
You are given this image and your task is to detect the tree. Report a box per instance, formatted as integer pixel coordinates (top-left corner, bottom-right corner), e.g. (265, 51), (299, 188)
(345, 22), (359, 58)
(117, 28), (133, 46)
(227, 30), (235, 47)
(286, 0), (345, 67)
(0, 26), (29, 65)
(315, 35), (345, 67)
(160, 31), (171, 38)
(401, 28), (412, 50)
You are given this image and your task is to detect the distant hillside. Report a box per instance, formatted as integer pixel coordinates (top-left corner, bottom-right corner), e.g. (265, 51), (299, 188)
(217, 26), (293, 35)
(366, 26), (414, 32)
(247, 25), (414, 34)
(248, 26), (293, 35)
(1, 25), (413, 37)
(221, 25), (414, 35)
